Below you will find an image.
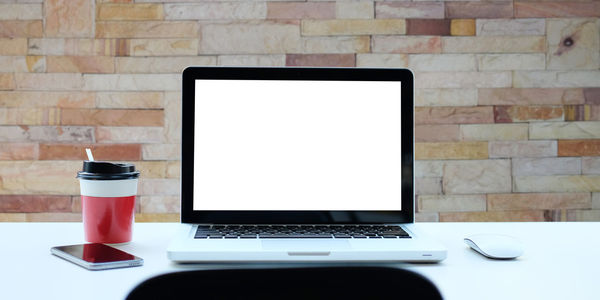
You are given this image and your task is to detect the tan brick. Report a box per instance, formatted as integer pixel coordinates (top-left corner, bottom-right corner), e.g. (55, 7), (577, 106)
(0, 38), (27, 55)
(443, 159), (511, 194)
(513, 71), (600, 88)
(24, 213), (82, 222)
(418, 195), (486, 212)
(415, 125), (459, 142)
(530, 122), (600, 139)
(302, 36), (370, 53)
(139, 195), (180, 213)
(0, 91), (95, 108)
(372, 36), (441, 54)
(286, 54), (355, 67)
(446, 2), (513, 18)
(593, 193), (600, 209)
(0, 108), (60, 125)
(28, 38), (130, 56)
(130, 39), (198, 56)
(0, 126), (94, 143)
(14, 73), (83, 91)
(415, 142), (488, 160)
(414, 161), (444, 178)
(0, 4), (42, 20)
(489, 140), (557, 158)
(558, 140), (600, 157)
(135, 213), (179, 222)
(138, 178), (179, 195)
(415, 177), (442, 195)
(96, 21), (198, 38)
(134, 161), (167, 178)
(0, 161), (80, 195)
(583, 157), (600, 175)
(515, 2), (600, 18)
(478, 88), (584, 105)
(267, 2), (333, 19)
(0, 73), (14, 90)
(116, 56), (215, 73)
(546, 19), (599, 70)
(476, 19), (545, 36)
(415, 72), (511, 88)
(478, 54), (545, 71)
(166, 2), (267, 20)
(495, 105), (563, 123)
(460, 124), (529, 141)
(440, 211), (552, 222)
(0, 213), (26, 222)
(567, 210), (600, 222)
(39, 143), (141, 161)
(218, 55), (286, 67)
(46, 56), (114, 73)
(443, 36), (545, 53)
(167, 161), (180, 178)
(302, 19), (406, 36)
(96, 92), (163, 109)
(488, 193), (591, 211)
(45, 0), (93, 37)
(515, 175), (600, 193)
(200, 21), (301, 54)
(415, 212), (439, 222)
(97, 3), (164, 20)
(356, 54), (407, 68)
(0, 20), (42, 37)
(415, 106), (494, 125)
(376, 2), (444, 19)
(96, 126), (164, 143)
(0, 143), (37, 160)
(416, 88), (477, 107)
(450, 19), (475, 36)
(336, 1), (373, 19)
(142, 144), (180, 160)
(409, 54), (475, 72)
(82, 74), (180, 91)
(164, 92), (181, 143)
(513, 157), (581, 176)
(0, 195), (71, 212)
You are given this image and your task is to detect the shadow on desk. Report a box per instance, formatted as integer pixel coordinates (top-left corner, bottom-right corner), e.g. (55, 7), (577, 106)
(126, 266), (442, 299)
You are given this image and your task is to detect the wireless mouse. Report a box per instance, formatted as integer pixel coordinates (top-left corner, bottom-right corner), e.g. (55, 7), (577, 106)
(464, 234), (524, 259)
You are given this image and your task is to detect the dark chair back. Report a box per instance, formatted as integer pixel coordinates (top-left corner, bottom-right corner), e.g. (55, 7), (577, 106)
(126, 266), (442, 300)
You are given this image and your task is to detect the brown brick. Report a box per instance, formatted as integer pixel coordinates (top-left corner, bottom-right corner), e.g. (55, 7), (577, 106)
(267, 2), (335, 19)
(558, 140), (600, 157)
(415, 106), (494, 125)
(47, 56), (115, 73)
(286, 54), (355, 67)
(564, 105), (591, 121)
(450, 19), (475, 36)
(406, 19), (450, 36)
(39, 144), (141, 160)
(488, 193), (591, 211)
(494, 106), (563, 123)
(61, 109), (164, 126)
(0, 195), (72, 213)
(446, 2), (513, 19)
(0, 143), (37, 160)
(0, 20), (42, 38)
(415, 125), (459, 142)
(439, 210), (557, 222)
(584, 88), (600, 105)
(515, 2), (600, 18)
(415, 142), (488, 160)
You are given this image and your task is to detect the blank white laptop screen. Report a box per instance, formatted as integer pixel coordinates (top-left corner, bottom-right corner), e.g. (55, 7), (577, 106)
(194, 80), (402, 211)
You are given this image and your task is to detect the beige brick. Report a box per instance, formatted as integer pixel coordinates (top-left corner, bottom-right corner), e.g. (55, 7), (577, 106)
(97, 3), (164, 21)
(546, 19), (600, 70)
(96, 92), (163, 109)
(478, 88), (584, 106)
(415, 72), (511, 88)
(415, 177), (442, 195)
(200, 21), (301, 54)
(302, 19), (406, 36)
(443, 159), (511, 194)
(460, 124), (528, 141)
(478, 54), (545, 71)
(140, 195), (180, 213)
(218, 55), (286, 66)
(0, 4), (42, 20)
(0, 213), (26, 222)
(302, 36), (370, 53)
(416, 106), (493, 125)
(418, 195), (486, 212)
(450, 19), (475, 36)
(593, 193), (600, 209)
(488, 193), (591, 211)
(46, 56), (114, 73)
(45, 0), (93, 37)
(138, 178), (179, 195)
(13, 56), (45, 72)
(356, 54), (407, 68)
(25, 213), (82, 222)
(0, 38), (27, 55)
(133, 161), (167, 178)
(267, 2), (333, 19)
(530, 122), (600, 139)
(0, 108), (60, 125)
(415, 142), (488, 160)
(336, 1), (373, 19)
(414, 160), (444, 178)
(96, 126), (164, 143)
(0, 126), (94, 143)
(82, 74), (180, 91)
(409, 54), (475, 72)
(167, 161), (180, 178)
(415, 125), (459, 142)
(166, 2), (266, 20)
(375, 2), (444, 19)
(116, 56), (215, 73)
(142, 143), (180, 160)
(372, 36), (441, 54)
(583, 157), (600, 175)
(514, 175), (600, 192)
(29, 38), (130, 56)
(130, 39), (198, 56)
(513, 71), (600, 88)
(415, 88), (477, 107)
(513, 157), (581, 176)
(0, 161), (80, 195)
(476, 19), (545, 36)
(415, 212), (439, 222)
(164, 92), (181, 143)
(96, 21), (199, 38)
(14, 73), (83, 90)
(489, 140), (557, 158)
(567, 210), (600, 222)
(443, 36), (545, 53)
(440, 211), (551, 222)
(135, 213), (179, 222)
(0, 73), (14, 90)
(0, 91), (94, 108)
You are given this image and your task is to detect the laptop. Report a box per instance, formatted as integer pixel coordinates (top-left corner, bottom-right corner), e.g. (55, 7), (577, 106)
(167, 67), (447, 262)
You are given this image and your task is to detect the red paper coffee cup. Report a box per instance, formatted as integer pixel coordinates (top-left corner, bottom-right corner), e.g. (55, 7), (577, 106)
(77, 161), (140, 244)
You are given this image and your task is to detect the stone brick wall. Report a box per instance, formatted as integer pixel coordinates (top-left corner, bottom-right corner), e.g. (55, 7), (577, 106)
(0, 0), (598, 222)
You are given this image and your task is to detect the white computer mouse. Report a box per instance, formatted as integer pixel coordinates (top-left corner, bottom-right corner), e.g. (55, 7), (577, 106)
(464, 234), (524, 259)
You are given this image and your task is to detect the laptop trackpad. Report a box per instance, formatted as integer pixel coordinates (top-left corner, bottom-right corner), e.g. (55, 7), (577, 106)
(262, 240), (352, 253)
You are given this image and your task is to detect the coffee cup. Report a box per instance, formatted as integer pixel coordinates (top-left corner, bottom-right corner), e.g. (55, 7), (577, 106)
(77, 161), (140, 244)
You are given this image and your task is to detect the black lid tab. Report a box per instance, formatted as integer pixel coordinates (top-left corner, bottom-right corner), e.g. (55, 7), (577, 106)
(77, 161), (140, 180)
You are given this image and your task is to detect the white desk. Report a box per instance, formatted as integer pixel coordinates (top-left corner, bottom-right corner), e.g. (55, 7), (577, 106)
(0, 222), (598, 300)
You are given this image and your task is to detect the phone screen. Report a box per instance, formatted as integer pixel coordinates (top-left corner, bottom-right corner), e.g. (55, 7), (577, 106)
(55, 243), (136, 263)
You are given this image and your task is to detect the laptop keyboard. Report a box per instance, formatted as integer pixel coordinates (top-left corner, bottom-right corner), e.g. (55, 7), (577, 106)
(194, 225), (411, 239)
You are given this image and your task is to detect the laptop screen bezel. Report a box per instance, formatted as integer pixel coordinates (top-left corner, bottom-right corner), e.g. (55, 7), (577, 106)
(181, 67), (414, 224)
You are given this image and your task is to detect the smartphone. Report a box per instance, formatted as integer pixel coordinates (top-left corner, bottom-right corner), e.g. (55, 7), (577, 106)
(51, 243), (143, 271)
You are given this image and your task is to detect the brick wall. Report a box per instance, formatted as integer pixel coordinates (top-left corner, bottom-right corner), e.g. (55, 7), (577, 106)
(0, 0), (598, 222)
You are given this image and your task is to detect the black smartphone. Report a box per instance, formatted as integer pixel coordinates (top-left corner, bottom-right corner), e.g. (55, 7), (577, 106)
(51, 243), (143, 270)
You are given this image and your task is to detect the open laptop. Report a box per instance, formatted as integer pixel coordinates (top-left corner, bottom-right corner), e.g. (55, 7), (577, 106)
(167, 67), (447, 262)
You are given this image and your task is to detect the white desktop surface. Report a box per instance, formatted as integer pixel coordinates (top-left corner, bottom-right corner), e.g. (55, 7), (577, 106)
(0, 222), (598, 300)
